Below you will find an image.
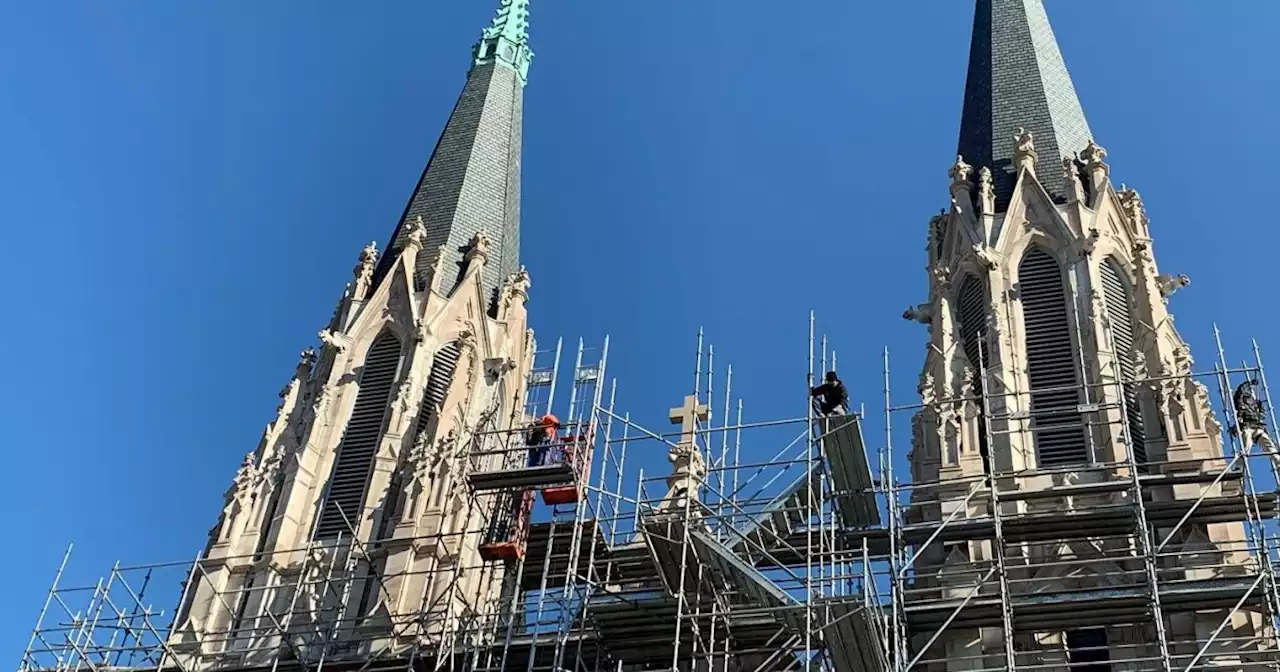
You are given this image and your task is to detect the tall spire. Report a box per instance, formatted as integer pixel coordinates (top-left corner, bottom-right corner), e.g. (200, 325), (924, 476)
(957, 0), (1092, 209)
(474, 0), (533, 84)
(374, 0), (532, 311)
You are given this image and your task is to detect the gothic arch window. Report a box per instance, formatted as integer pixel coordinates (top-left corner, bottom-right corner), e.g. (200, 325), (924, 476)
(956, 275), (992, 472)
(1019, 248), (1087, 467)
(1100, 257), (1148, 470)
(418, 341), (463, 433)
(315, 331), (404, 539)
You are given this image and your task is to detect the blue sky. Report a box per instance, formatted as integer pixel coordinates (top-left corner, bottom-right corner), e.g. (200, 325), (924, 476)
(2, 0), (1278, 663)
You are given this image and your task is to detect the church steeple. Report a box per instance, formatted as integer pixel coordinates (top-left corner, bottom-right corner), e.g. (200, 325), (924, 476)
(473, 0), (533, 84)
(957, 0), (1092, 210)
(373, 0), (532, 312)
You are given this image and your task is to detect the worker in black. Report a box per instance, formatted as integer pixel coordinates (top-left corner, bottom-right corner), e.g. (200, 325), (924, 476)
(811, 371), (849, 416)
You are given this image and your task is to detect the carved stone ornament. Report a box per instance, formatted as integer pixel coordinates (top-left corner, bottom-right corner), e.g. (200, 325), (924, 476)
(405, 215), (428, 250)
(1013, 127), (1037, 170)
(464, 232), (491, 264)
(931, 264), (953, 293)
(977, 167), (995, 213)
(972, 243), (999, 271)
(1156, 273), (1191, 299)
(1063, 155), (1085, 201)
(354, 241), (378, 281)
(903, 302), (934, 324)
(485, 355), (518, 378)
(949, 155), (973, 187)
(918, 371), (937, 405)
(427, 245), (448, 294)
(1080, 139), (1107, 167)
(296, 348), (317, 379)
(396, 373), (417, 415)
(318, 329), (349, 353)
(1078, 228), (1101, 258)
(414, 318), (430, 344)
(1117, 185), (1146, 225)
(232, 453), (257, 502)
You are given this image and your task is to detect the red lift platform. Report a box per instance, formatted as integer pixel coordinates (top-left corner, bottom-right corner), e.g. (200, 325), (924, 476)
(478, 489), (535, 562)
(539, 432), (593, 505)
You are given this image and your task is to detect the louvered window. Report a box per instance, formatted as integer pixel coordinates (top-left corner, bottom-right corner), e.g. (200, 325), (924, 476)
(315, 332), (404, 539)
(1019, 249), (1087, 466)
(957, 276), (991, 472)
(418, 342), (462, 433)
(1100, 258), (1147, 471)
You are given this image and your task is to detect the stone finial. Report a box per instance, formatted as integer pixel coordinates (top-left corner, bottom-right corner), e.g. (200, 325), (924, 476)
(1063, 154), (1085, 203)
(296, 347), (317, 379)
(1080, 139), (1107, 170)
(1013, 128), (1037, 174)
(1117, 185), (1146, 227)
(977, 166), (995, 215)
(426, 245), (448, 294)
(404, 215), (428, 250)
(949, 155), (973, 186)
(497, 266), (532, 319)
(232, 453), (257, 501)
(1080, 139), (1109, 196)
(1156, 273), (1191, 299)
(903, 303), (934, 324)
(352, 241), (378, 298)
(949, 156), (973, 209)
(464, 232), (491, 265)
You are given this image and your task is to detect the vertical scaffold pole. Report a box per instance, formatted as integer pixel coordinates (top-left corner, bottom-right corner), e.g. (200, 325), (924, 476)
(977, 340), (1019, 672)
(1099, 323), (1172, 672)
(21, 545), (73, 672)
(884, 347), (904, 670)
(806, 311), (816, 663)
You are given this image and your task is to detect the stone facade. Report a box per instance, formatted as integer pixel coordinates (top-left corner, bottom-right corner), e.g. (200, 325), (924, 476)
(164, 3), (537, 667)
(907, 3), (1269, 666)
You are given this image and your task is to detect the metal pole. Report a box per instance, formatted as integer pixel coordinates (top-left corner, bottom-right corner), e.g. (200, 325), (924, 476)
(545, 337), (563, 417)
(978, 339), (1018, 672)
(21, 545), (73, 672)
(884, 346), (904, 670)
(806, 311), (815, 664)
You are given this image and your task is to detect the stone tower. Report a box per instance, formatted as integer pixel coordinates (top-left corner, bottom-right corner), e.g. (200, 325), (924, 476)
(906, 0), (1267, 669)
(168, 1), (538, 666)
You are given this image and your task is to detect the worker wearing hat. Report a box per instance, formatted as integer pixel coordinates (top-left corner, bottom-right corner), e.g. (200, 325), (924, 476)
(810, 371), (849, 416)
(526, 414), (560, 467)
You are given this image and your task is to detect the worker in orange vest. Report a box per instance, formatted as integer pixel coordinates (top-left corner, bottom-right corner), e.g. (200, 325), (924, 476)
(526, 414), (560, 467)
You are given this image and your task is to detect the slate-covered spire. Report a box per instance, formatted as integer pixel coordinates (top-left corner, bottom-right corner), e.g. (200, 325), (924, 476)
(957, 0), (1093, 210)
(374, 0), (533, 311)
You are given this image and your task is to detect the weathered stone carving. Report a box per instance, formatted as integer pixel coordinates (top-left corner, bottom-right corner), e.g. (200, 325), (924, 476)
(1156, 273), (1191, 299)
(972, 243), (1000, 271)
(318, 329), (349, 353)
(977, 167), (995, 214)
(405, 215), (428, 250)
(904, 303), (934, 324)
(1013, 127), (1037, 172)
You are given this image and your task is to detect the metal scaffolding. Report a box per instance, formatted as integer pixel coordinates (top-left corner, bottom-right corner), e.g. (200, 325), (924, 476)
(19, 318), (1280, 672)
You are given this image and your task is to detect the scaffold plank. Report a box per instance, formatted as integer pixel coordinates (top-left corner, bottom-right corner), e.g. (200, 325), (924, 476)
(820, 415), (881, 527)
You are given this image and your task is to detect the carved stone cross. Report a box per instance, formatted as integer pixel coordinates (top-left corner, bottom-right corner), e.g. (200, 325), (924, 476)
(669, 394), (709, 448)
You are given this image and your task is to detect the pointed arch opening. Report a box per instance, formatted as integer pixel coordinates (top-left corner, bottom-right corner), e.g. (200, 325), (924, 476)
(1018, 248), (1087, 467)
(315, 331), (404, 539)
(956, 275), (992, 473)
(1100, 257), (1148, 471)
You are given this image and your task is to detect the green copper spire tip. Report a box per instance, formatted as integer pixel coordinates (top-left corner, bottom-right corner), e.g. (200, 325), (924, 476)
(473, 0), (533, 85)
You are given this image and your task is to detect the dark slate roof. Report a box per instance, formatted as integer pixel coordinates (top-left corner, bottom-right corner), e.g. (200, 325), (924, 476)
(375, 63), (523, 310)
(375, 2), (531, 312)
(957, 0), (1093, 210)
